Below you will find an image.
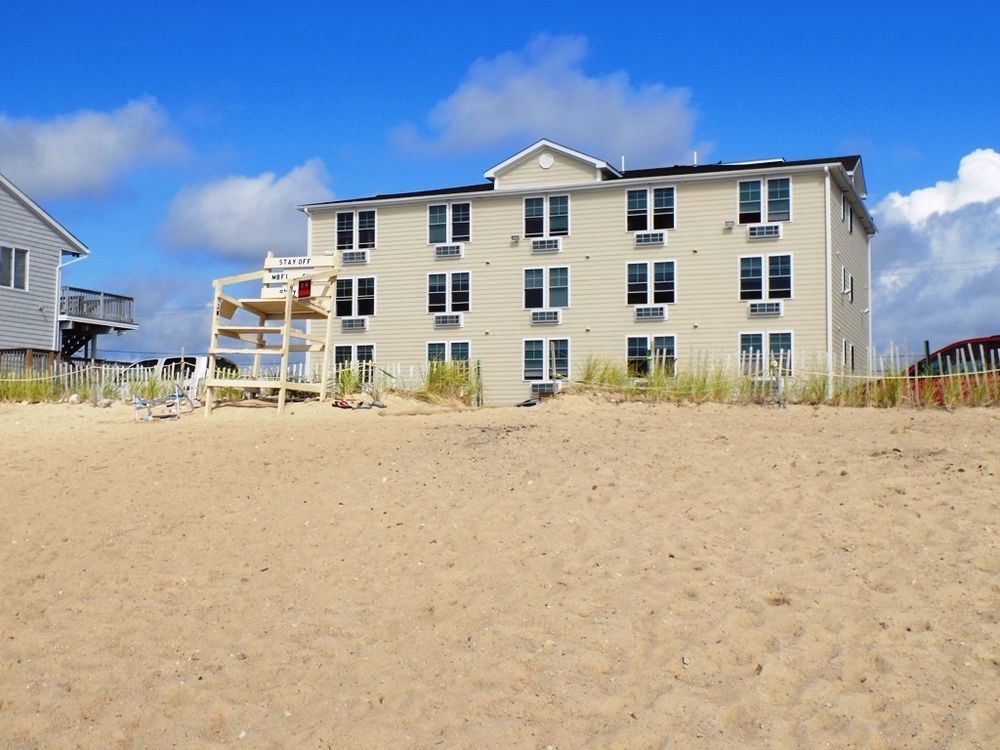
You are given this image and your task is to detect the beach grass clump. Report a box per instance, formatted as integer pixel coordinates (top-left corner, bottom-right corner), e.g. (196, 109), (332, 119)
(413, 361), (479, 405)
(0, 372), (66, 402)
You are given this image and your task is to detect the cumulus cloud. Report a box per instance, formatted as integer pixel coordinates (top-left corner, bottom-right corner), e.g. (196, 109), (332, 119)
(873, 149), (1000, 349)
(394, 35), (700, 167)
(0, 98), (183, 197)
(162, 159), (334, 259)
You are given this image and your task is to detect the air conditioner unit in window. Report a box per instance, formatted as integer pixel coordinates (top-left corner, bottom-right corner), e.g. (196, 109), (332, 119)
(747, 224), (782, 240)
(747, 301), (783, 317)
(634, 231), (665, 246)
(634, 305), (666, 321)
(433, 313), (463, 328)
(434, 243), (463, 258)
(531, 238), (561, 252)
(341, 250), (369, 264)
(341, 317), (367, 331)
(530, 309), (561, 325)
(531, 381), (561, 396)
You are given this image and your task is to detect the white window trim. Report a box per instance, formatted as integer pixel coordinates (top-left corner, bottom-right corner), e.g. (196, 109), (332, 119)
(523, 194), (571, 239)
(522, 337), (570, 382)
(335, 275), (377, 318)
(627, 259), (677, 306)
(426, 270), (472, 314)
(0, 246), (29, 292)
(738, 331), (795, 376)
(428, 201), (472, 245)
(626, 185), (677, 233)
(737, 177), (793, 225)
(626, 333), (678, 369)
(333, 343), (377, 365)
(522, 265), (571, 310)
(737, 253), (793, 302)
(336, 209), (377, 251)
(426, 340), (472, 363)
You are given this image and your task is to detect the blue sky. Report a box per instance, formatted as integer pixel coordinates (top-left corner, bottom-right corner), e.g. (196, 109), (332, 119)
(2, 1), (998, 359)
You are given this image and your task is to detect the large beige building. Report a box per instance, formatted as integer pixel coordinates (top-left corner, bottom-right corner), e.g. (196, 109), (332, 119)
(300, 140), (875, 405)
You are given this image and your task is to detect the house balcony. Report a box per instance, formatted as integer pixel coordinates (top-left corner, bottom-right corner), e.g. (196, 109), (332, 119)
(59, 286), (137, 358)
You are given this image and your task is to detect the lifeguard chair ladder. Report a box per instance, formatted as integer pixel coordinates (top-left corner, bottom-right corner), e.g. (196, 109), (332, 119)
(204, 251), (339, 415)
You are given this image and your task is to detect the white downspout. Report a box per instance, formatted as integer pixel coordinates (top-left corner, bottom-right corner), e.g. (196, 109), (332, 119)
(53, 252), (87, 352)
(823, 167), (833, 397)
(867, 234), (873, 376)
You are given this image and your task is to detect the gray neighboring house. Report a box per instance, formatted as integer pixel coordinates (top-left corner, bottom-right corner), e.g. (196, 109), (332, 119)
(0, 171), (136, 359)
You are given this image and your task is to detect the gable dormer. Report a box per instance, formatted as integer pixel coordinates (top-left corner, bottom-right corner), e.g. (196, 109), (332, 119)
(484, 139), (620, 191)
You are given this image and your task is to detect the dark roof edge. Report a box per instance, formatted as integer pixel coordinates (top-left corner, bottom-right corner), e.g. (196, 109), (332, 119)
(300, 155), (864, 207)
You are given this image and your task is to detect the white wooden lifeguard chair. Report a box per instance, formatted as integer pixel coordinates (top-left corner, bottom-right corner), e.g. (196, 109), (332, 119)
(203, 251), (339, 415)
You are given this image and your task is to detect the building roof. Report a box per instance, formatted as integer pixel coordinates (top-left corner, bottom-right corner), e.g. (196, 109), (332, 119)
(482, 138), (621, 182)
(0, 172), (90, 256)
(298, 146), (868, 218)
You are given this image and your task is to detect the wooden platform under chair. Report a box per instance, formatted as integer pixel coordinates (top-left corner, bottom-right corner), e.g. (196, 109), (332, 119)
(204, 252), (340, 416)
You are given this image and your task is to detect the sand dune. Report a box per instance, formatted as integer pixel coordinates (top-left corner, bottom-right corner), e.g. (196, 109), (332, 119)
(1, 395), (997, 748)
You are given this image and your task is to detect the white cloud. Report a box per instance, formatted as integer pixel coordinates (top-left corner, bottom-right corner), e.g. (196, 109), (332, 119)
(162, 159), (334, 259)
(873, 149), (1000, 349)
(394, 35), (700, 167)
(0, 98), (183, 198)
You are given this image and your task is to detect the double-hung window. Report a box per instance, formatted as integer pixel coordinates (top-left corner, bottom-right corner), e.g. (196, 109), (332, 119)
(523, 338), (569, 381)
(336, 209), (376, 250)
(0, 247), (28, 290)
(627, 261), (675, 305)
(740, 332), (793, 376)
(627, 187), (675, 231)
(738, 178), (791, 224)
(427, 271), (470, 313)
(524, 195), (569, 238)
(427, 341), (470, 364)
(627, 335), (676, 376)
(739, 255), (792, 300)
(523, 267), (569, 309)
(335, 277), (375, 317)
(428, 202), (471, 244)
(334, 343), (376, 383)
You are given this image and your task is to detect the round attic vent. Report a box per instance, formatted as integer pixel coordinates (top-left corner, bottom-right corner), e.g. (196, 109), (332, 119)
(538, 153), (554, 169)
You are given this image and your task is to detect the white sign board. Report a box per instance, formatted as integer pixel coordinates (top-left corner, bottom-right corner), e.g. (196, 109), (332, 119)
(260, 254), (336, 299)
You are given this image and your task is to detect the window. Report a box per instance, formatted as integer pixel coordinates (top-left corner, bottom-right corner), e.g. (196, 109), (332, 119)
(769, 331), (793, 375)
(524, 195), (569, 238)
(627, 335), (676, 376)
(739, 178), (791, 224)
(0, 247), (28, 290)
(767, 178), (790, 222)
(524, 267), (569, 309)
(841, 193), (847, 222)
(848, 204), (854, 234)
(524, 338), (569, 381)
(627, 261), (675, 305)
(740, 254), (791, 300)
(427, 341), (470, 364)
(740, 332), (793, 376)
(337, 209), (376, 250)
(428, 202), (471, 244)
(427, 271), (470, 313)
(738, 181), (761, 224)
(334, 343), (375, 383)
(335, 277), (375, 317)
(627, 187), (675, 231)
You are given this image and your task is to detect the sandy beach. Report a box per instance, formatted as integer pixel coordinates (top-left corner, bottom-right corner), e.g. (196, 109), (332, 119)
(1, 395), (997, 749)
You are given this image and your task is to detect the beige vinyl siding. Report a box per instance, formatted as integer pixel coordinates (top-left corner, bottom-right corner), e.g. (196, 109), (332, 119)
(830, 183), (872, 374)
(307, 165), (858, 404)
(0, 184), (65, 351)
(497, 151), (600, 190)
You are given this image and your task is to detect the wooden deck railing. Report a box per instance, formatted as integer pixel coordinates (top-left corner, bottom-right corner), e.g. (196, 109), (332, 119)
(59, 286), (135, 325)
